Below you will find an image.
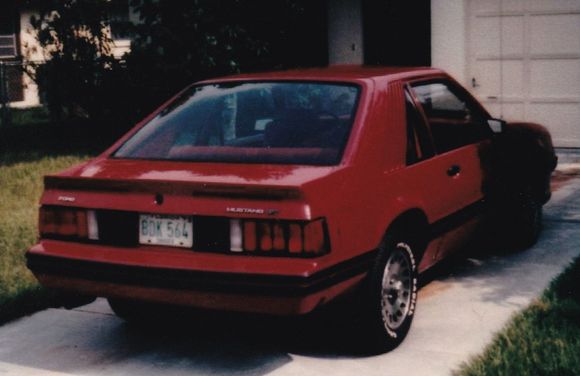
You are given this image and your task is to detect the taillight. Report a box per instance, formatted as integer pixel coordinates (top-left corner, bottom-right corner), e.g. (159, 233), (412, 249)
(229, 219), (243, 252)
(230, 218), (329, 257)
(39, 206), (99, 240)
(243, 221), (257, 251)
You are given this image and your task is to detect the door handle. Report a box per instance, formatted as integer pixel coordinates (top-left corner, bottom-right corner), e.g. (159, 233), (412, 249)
(447, 165), (461, 177)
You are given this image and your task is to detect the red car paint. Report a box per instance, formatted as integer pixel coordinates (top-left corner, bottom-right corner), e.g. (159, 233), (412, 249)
(26, 66), (548, 315)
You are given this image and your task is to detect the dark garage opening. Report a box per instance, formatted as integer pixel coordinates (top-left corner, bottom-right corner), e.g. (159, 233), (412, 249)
(363, 0), (431, 66)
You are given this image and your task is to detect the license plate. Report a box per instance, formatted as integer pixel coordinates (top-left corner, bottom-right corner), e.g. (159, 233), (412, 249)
(139, 214), (193, 248)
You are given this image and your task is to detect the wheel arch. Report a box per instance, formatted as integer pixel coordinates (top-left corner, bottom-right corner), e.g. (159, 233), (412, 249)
(380, 208), (430, 263)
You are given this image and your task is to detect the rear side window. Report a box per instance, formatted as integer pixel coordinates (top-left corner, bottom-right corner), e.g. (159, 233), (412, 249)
(114, 82), (360, 165)
(405, 91), (435, 164)
(411, 81), (490, 153)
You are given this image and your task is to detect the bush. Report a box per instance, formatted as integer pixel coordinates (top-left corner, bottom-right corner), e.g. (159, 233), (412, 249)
(25, 0), (117, 122)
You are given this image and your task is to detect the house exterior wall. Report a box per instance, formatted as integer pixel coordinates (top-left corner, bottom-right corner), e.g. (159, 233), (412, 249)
(430, 0), (467, 85)
(328, 0), (364, 65)
(111, 39), (131, 59)
(12, 9), (42, 108)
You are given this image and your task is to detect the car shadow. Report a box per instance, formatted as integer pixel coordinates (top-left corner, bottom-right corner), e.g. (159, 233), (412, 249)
(112, 295), (373, 360)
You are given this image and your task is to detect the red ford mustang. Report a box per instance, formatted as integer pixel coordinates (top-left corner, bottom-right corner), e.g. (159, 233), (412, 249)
(27, 66), (556, 352)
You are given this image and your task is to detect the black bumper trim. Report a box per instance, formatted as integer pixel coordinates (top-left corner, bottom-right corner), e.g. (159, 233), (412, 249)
(26, 251), (377, 297)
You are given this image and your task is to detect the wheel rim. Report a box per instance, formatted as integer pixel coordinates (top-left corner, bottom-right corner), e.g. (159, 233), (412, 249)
(380, 244), (413, 330)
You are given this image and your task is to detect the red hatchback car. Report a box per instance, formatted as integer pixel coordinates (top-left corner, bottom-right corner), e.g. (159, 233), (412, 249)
(27, 66), (556, 351)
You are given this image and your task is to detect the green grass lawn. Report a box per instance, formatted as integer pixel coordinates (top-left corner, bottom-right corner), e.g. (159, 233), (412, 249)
(456, 256), (580, 376)
(0, 153), (89, 323)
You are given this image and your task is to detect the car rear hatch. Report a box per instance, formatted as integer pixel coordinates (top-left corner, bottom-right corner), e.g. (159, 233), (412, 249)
(39, 158), (341, 257)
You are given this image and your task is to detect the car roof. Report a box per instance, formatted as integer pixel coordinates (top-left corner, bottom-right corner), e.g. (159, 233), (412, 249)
(202, 65), (446, 84)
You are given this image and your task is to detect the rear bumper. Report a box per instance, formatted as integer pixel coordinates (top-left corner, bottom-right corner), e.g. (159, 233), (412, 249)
(26, 250), (374, 315)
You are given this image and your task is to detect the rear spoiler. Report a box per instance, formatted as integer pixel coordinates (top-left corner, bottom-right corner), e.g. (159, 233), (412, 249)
(44, 176), (303, 200)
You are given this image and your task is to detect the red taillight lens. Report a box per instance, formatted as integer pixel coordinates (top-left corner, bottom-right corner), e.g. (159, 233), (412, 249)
(76, 210), (88, 238)
(231, 218), (328, 257)
(272, 223), (285, 251)
(288, 223), (303, 254)
(259, 222), (273, 251)
(303, 219), (326, 254)
(39, 206), (94, 239)
(243, 221), (257, 251)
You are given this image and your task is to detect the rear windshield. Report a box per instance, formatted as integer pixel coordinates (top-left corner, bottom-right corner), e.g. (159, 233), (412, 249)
(114, 82), (360, 165)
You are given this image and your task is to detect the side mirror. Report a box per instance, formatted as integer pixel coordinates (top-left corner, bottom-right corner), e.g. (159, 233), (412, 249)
(487, 118), (505, 134)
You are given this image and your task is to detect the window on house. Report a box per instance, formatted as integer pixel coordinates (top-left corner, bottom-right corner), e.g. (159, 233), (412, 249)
(0, 8), (17, 58)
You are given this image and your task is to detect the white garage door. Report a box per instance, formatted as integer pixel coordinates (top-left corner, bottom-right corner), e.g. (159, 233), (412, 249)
(467, 0), (580, 147)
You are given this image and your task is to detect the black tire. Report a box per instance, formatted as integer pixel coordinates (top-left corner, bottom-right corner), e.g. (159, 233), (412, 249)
(493, 186), (543, 250)
(360, 233), (419, 353)
(510, 188), (543, 249)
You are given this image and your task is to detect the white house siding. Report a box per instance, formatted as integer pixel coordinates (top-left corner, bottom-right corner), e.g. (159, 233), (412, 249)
(12, 9), (42, 108)
(431, 0), (467, 84)
(111, 39), (131, 59)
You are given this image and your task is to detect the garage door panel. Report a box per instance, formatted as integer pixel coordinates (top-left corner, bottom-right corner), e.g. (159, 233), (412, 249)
(501, 16), (525, 56)
(502, 103), (525, 120)
(473, 17), (500, 55)
(530, 14), (580, 55)
(501, 60), (525, 97)
(530, 59), (580, 97)
(475, 60), (525, 98)
(483, 102), (501, 116)
(472, 0), (524, 13)
(473, 61), (500, 98)
(528, 0), (580, 12)
(483, 102), (525, 121)
(528, 103), (580, 147)
(474, 16), (524, 56)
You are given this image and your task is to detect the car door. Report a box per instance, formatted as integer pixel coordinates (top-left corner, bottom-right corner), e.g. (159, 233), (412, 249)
(407, 79), (492, 260)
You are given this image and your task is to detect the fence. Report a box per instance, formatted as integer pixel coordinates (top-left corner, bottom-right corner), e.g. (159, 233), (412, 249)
(0, 60), (27, 127)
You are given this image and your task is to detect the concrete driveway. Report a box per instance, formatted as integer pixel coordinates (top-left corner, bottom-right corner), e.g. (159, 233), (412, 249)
(1, 178), (579, 376)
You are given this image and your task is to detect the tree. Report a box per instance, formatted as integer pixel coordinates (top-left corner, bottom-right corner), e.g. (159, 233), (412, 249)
(125, 0), (328, 116)
(25, 0), (118, 121)
(26, 0), (328, 129)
